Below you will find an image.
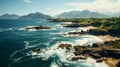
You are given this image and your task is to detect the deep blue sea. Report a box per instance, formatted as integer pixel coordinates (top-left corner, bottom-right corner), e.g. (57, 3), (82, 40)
(0, 19), (108, 67)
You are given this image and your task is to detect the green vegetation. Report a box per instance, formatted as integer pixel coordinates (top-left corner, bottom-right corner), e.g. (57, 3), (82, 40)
(53, 17), (120, 36)
(110, 40), (120, 49)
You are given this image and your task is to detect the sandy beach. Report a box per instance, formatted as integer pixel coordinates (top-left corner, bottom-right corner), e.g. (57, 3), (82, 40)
(97, 35), (120, 42)
(104, 58), (120, 67)
(83, 26), (97, 30)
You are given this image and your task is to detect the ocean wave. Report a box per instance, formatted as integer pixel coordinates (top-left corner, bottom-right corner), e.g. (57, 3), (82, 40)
(0, 28), (15, 32)
(0, 28), (4, 32)
(29, 36), (107, 67)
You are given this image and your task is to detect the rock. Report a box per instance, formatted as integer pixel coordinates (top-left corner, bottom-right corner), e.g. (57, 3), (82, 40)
(74, 46), (83, 55)
(26, 27), (35, 29)
(92, 43), (100, 47)
(32, 48), (41, 53)
(89, 53), (102, 59)
(67, 31), (88, 35)
(72, 56), (86, 61)
(89, 29), (109, 35)
(26, 26), (50, 30)
(116, 61), (120, 67)
(58, 43), (72, 50)
(82, 49), (92, 54)
(96, 59), (103, 63)
(108, 29), (120, 36)
(100, 49), (120, 59)
(33, 26), (50, 29)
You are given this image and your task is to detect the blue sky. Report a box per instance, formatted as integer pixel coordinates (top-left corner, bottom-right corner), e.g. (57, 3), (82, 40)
(0, 0), (120, 16)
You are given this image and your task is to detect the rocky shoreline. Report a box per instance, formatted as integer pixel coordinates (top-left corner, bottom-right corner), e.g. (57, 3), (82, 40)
(32, 41), (120, 67)
(31, 23), (120, 67)
(63, 23), (120, 67)
(57, 41), (120, 67)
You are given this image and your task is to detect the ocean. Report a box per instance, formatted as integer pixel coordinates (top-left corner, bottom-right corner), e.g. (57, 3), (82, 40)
(0, 19), (108, 67)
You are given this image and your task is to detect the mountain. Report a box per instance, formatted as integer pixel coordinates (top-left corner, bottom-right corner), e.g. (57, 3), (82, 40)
(112, 13), (120, 17)
(19, 12), (52, 20)
(56, 10), (109, 18)
(0, 14), (20, 19)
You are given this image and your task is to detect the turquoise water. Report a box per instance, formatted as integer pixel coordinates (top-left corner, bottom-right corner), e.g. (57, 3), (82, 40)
(0, 19), (107, 67)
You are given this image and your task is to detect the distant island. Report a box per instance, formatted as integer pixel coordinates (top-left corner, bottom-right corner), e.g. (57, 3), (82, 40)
(0, 14), (20, 19)
(0, 12), (52, 20)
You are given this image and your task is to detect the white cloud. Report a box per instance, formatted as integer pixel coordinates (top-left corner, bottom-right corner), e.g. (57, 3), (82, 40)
(65, 0), (120, 14)
(23, 0), (32, 3)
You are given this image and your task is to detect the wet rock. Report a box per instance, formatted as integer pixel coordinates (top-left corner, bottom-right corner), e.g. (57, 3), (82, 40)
(32, 48), (41, 53)
(34, 26), (50, 29)
(74, 46), (83, 55)
(67, 31), (88, 35)
(89, 53), (102, 59)
(58, 43), (72, 50)
(92, 43), (100, 47)
(72, 56), (86, 61)
(26, 26), (50, 30)
(57, 44), (72, 51)
(82, 49), (92, 54)
(96, 59), (103, 63)
(26, 27), (34, 29)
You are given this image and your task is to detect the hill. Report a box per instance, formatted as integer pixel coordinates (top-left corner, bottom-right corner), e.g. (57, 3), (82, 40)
(0, 14), (20, 19)
(56, 10), (109, 18)
(19, 12), (52, 20)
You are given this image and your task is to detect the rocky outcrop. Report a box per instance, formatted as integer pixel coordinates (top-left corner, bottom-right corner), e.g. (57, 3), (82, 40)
(96, 59), (103, 63)
(73, 41), (120, 60)
(32, 48), (41, 53)
(100, 49), (120, 59)
(72, 56), (87, 61)
(58, 43), (72, 51)
(74, 46), (84, 55)
(92, 43), (103, 47)
(89, 52), (102, 59)
(31, 40), (120, 66)
(63, 29), (109, 36)
(88, 29), (109, 35)
(68, 31), (88, 35)
(108, 29), (120, 36)
(26, 26), (50, 30)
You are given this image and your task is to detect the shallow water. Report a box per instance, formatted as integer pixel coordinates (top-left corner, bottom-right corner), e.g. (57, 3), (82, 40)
(0, 19), (108, 67)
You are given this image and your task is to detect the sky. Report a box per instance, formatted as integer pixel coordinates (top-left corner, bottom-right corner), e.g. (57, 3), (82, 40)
(0, 0), (120, 16)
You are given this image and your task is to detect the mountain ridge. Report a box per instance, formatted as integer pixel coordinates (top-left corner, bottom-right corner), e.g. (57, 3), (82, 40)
(18, 12), (52, 20)
(0, 14), (20, 19)
(55, 10), (109, 18)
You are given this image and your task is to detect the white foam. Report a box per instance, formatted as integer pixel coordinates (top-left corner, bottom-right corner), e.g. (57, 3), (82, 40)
(24, 41), (29, 49)
(30, 36), (107, 67)
(86, 58), (109, 67)
(50, 61), (59, 67)
(24, 41), (39, 49)
(18, 26), (35, 31)
(55, 24), (64, 28)
(6, 28), (13, 30)
(18, 28), (25, 30)
(50, 32), (66, 35)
